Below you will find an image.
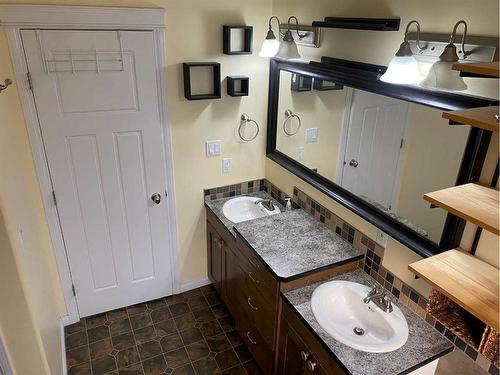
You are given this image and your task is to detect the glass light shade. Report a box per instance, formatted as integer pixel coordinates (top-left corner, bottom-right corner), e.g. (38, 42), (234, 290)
(420, 61), (467, 91)
(275, 40), (301, 60)
(258, 38), (280, 57)
(380, 55), (422, 85)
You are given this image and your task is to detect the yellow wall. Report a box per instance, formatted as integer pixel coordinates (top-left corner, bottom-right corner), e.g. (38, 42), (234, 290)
(394, 105), (470, 242)
(269, 0), (499, 295)
(0, 25), (65, 374)
(0, 211), (52, 375)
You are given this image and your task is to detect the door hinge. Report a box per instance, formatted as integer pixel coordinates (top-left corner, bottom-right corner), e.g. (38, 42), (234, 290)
(27, 72), (33, 91)
(52, 191), (57, 206)
(400, 138), (404, 149)
(71, 284), (76, 297)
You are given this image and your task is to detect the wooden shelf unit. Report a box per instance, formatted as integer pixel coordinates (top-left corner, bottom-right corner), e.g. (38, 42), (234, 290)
(409, 249), (499, 330)
(443, 106), (499, 132)
(424, 183), (499, 235)
(452, 62), (500, 78)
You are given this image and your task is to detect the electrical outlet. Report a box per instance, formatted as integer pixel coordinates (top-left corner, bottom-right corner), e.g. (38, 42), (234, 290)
(296, 146), (304, 161)
(306, 128), (318, 143)
(376, 230), (388, 247)
(222, 158), (232, 173)
(206, 140), (221, 157)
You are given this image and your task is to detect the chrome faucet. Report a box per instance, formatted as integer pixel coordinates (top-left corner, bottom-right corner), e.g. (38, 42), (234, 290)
(254, 198), (275, 211)
(363, 286), (393, 313)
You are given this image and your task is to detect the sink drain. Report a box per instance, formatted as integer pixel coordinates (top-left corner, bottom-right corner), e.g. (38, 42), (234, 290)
(353, 327), (365, 336)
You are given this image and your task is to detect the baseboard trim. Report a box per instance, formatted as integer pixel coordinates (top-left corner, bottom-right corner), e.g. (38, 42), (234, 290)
(61, 313), (79, 327)
(60, 318), (68, 375)
(179, 277), (211, 293)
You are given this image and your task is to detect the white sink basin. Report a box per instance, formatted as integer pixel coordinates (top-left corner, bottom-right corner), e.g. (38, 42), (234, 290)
(311, 280), (408, 353)
(222, 196), (281, 223)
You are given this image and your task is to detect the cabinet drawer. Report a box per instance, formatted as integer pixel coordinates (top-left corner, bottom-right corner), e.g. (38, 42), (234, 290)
(236, 310), (274, 374)
(235, 238), (278, 306)
(234, 266), (276, 347)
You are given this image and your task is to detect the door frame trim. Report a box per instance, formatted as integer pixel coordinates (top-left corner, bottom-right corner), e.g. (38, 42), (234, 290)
(1, 5), (180, 325)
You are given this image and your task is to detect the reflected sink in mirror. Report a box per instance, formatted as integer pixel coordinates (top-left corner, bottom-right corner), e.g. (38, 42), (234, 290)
(311, 280), (409, 353)
(222, 196), (281, 223)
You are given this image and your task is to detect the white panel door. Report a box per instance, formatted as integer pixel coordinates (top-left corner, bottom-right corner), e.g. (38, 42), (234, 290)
(340, 89), (409, 209)
(21, 29), (174, 317)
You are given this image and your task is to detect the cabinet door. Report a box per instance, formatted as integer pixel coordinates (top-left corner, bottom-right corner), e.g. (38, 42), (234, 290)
(277, 315), (328, 375)
(207, 222), (222, 290)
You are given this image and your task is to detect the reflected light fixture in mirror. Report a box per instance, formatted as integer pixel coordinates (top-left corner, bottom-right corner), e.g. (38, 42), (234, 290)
(380, 20), (426, 85)
(275, 16), (307, 60)
(259, 16), (281, 57)
(420, 20), (471, 91)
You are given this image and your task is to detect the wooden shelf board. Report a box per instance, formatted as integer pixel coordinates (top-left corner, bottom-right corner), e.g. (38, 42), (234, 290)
(409, 249), (499, 330)
(424, 183), (499, 235)
(452, 62), (500, 78)
(443, 106), (499, 132)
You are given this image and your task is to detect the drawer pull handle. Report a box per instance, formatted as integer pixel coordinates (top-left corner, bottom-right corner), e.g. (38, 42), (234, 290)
(246, 331), (257, 345)
(247, 297), (258, 311)
(248, 271), (260, 284)
(306, 360), (317, 372)
(300, 351), (310, 362)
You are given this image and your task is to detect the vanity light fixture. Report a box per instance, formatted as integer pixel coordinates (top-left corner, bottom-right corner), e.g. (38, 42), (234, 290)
(275, 16), (308, 60)
(380, 20), (426, 85)
(259, 16), (281, 57)
(420, 20), (471, 91)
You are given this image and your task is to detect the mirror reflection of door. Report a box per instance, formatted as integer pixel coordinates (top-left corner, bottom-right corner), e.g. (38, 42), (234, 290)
(339, 89), (410, 210)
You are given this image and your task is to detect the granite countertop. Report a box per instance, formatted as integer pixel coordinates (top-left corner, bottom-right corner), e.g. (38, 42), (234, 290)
(233, 209), (363, 281)
(204, 191), (283, 235)
(283, 269), (453, 375)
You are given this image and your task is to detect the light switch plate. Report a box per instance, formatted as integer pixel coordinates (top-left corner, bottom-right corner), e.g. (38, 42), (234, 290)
(296, 146), (304, 161)
(306, 128), (318, 143)
(206, 140), (221, 157)
(222, 158), (232, 173)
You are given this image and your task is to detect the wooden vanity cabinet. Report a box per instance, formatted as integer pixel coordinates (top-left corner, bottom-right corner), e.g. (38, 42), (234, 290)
(207, 222), (223, 292)
(206, 208), (354, 374)
(276, 302), (345, 375)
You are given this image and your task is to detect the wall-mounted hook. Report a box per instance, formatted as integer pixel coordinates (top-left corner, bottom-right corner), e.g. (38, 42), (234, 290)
(0, 78), (13, 93)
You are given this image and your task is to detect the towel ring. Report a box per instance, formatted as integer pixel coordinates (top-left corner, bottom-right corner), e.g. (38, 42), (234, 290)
(0, 78), (12, 93)
(283, 109), (301, 136)
(239, 114), (259, 142)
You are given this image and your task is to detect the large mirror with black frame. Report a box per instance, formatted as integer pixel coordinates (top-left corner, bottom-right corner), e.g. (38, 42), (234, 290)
(266, 59), (497, 258)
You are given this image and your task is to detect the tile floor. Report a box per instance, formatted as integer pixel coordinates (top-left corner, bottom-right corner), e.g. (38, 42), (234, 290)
(64, 285), (261, 375)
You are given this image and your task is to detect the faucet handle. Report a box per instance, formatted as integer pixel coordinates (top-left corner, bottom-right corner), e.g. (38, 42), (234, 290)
(366, 285), (379, 297)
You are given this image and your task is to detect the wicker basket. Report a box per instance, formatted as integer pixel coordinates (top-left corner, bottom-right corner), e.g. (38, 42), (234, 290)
(481, 327), (499, 367)
(427, 289), (478, 348)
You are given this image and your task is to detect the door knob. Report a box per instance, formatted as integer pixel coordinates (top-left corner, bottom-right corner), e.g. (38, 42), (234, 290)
(349, 159), (359, 167)
(151, 193), (161, 204)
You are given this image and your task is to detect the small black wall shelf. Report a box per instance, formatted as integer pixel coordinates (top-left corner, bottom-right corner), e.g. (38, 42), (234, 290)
(312, 17), (400, 31)
(291, 74), (312, 92)
(223, 25), (253, 55)
(227, 76), (249, 97)
(313, 78), (344, 91)
(183, 62), (221, 100)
